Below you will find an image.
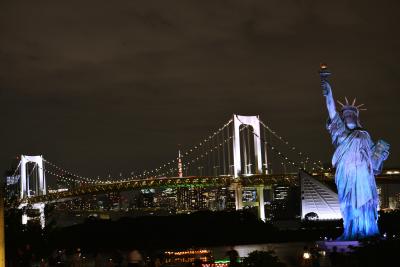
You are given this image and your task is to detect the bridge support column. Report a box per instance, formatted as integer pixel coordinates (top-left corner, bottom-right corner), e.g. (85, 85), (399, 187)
(257, 185), (265, 222)
(19, 202), (46, 229)
(234, 184), (243, 210)
(34, 203), (45, 229)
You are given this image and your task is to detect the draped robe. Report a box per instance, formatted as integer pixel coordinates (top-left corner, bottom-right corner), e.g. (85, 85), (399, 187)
(327, 113), (380, 240)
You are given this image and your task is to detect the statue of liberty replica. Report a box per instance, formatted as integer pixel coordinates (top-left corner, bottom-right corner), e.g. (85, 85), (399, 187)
(320, 64), (390, 240)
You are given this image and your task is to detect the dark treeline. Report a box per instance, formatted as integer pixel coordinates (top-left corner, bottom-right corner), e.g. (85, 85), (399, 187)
(47, 210), (349, 251)
(50, 210), (277, 251)
(5, 209), (400, 265)
(5, 210), (339, 256)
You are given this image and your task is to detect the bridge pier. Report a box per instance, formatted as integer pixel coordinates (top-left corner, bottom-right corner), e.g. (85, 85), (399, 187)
(257, 185), (265, 222)
(234, 183), (243, 210)
(233, 183), (266, 222)
(19, 202), (46, 229)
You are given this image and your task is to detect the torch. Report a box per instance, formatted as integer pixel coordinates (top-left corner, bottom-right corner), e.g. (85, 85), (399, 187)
(319, 63), (331, 81)
(319, 63), (332, 96)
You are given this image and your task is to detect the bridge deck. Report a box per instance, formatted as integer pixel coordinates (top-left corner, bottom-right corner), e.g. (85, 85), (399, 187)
(24, 174), (299, 204)
(21, 172), (400, 204)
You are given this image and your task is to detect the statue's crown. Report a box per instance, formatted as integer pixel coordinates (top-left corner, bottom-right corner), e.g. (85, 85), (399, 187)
(337, 97), (367, 115)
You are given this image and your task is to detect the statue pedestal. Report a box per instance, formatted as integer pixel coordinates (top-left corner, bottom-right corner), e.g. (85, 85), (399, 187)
(316, 240), (360, 253)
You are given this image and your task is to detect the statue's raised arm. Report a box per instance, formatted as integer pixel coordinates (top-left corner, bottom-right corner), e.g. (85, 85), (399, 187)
(319, 64), (336, 120)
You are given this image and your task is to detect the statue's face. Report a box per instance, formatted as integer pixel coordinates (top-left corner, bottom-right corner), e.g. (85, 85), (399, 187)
(343, 110), (358, 129)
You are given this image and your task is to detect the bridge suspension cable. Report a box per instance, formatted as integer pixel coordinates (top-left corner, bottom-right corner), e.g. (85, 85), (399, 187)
(13, 116), (325, 192)
(41, 119), (234, 184)
(179, 122), (297, 176)
(234, 123), (302, 173)
(259, 119), (324, 171)
(9, 161), (21, 179)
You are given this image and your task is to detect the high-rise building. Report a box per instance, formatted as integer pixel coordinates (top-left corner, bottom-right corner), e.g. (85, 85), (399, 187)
(377, 184), (390, 209)
(395, 192), (400, 209)
(388, 192), (400, 210)
(273, 185), (289, 200)
(140, 189), (155, 208)
(242, 189), (257, 203)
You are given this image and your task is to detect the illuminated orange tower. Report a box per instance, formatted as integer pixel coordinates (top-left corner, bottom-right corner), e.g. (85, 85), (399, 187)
(178, 149), (183, 178)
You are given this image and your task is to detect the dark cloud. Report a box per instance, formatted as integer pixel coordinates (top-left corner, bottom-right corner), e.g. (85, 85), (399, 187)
(1, 0), (399, 178)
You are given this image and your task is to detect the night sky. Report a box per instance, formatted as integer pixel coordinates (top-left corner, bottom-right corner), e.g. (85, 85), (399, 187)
(1, 0), (399, 178)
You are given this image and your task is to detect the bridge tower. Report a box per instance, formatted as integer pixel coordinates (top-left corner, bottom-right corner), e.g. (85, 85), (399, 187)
(20, 155), (46, 198)
(232, 114), (263, 177)
(19, 155), (47, 228)
(232, 115), (266, 222)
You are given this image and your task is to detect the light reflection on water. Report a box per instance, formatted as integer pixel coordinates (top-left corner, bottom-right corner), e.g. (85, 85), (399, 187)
(209, 242), (330, 267)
